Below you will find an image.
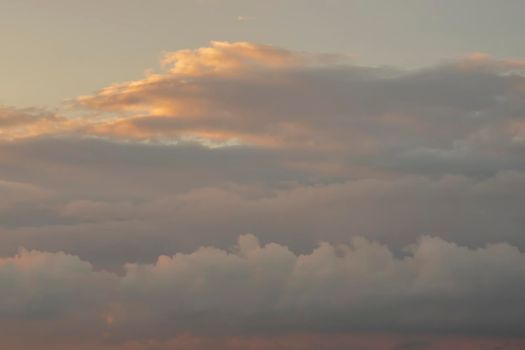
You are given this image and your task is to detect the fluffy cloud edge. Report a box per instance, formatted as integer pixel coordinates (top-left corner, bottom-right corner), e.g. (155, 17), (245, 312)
(1, 234), (525, 344)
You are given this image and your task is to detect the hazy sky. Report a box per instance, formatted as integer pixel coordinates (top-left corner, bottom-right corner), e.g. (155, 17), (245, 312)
(2, 0), (525, 107)
(2, 2), (525, 350)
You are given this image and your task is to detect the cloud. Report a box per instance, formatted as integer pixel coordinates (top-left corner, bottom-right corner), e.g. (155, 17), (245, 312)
(1, 235), (525, 349)
(1, 137), (525, 267)
(5, 42), (525, 178)
(2, 42), (525, 348)
(1, 57), (525, 268)
(0, 106), (71, 140)
(70, 42), (525, 158)
(237, 15), (255, 22)
(0, 248), (115, 319)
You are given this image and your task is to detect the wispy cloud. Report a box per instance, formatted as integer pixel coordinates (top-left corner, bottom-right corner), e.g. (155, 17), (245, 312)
(237, 15), (255, 22)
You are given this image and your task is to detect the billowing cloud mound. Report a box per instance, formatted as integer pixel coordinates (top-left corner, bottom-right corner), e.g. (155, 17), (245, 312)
(1, 235), (525, 349)
(120, 234), (525, 336)
(72, 42), (525, 156)
(0, 249), (114, 319)
(5, 42), (525, 174)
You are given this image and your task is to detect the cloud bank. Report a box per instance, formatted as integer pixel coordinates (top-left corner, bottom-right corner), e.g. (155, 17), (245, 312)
(1, 235), (525, 349)
(2, 41), (525, 349)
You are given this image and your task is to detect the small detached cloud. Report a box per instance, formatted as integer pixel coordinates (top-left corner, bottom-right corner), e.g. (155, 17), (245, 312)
(237, 15), (255, 22)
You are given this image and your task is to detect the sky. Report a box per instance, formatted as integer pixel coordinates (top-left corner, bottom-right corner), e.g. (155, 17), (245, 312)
(1, 1), (525, 350)
(3, 0), (525, 108)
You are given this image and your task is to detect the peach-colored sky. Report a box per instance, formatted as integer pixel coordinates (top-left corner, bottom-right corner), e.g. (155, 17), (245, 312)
(2, 0), (525, 108)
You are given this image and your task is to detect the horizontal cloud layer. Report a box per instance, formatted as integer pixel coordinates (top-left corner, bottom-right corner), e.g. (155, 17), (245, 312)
(73, 42), (525, 160)
(1, 235), (525, 349)
(1, 138), (524, 267)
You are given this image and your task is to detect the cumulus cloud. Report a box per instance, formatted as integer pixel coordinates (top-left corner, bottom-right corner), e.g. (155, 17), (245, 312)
(4, 42), (525, 177)
(2, 42), (524, 164)
(71, 42), (525, 159)
(0, 249), (114, 319)
(120, 234), (525, 337)
(1, 235), (525, 349)
(160, 41), (310, 76)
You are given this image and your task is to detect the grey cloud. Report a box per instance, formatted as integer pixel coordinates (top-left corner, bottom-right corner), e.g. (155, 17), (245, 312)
(73, 46), (525, 181)
(1, 166), (525, 267)
(2, 43), (525, 347)
(0, 249), (115, 319)
(0, 137), (309, 197)
(1, 234), (525, 346)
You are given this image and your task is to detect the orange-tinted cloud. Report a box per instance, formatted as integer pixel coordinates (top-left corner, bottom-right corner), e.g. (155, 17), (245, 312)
(4, 42), (525, 155)
(70, 42), (525, 156)
(0, 106), (73, 140)
(161, 41), (309, 76)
